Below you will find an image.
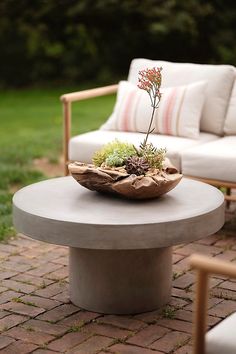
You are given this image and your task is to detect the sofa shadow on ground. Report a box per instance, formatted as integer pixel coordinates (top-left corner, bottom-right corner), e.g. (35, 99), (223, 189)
(61, 59), (236, 202)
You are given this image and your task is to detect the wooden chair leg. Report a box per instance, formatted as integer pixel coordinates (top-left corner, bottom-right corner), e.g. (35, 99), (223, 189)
(193, 270), (209, 354)
(63, 101), (71, 176)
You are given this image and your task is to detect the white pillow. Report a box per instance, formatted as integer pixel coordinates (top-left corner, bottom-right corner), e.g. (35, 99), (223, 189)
(224, 78), (236, 135)
(101, 80), (207, 139)
(128, 59), (235, 135)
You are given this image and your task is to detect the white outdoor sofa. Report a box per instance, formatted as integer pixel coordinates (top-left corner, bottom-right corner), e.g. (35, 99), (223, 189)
(61, 59), (236, 202)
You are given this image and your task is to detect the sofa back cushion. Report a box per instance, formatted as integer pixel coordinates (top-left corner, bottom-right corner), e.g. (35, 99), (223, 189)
(128, 59), (235, 135)
(101, 80), (207, 139)
(224, 75), (236, 135)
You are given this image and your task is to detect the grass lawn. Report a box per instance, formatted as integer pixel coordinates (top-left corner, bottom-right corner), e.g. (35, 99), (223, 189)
(0, 87), (116, 241)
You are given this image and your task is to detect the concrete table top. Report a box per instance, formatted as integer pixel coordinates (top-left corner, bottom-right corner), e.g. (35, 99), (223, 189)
(13, 176), (225, 250)
(13, 176), (225, 314)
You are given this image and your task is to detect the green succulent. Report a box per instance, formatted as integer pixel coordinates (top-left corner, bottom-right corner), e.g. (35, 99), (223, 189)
(125, 156), (150, 176)
(105, 152), (124, 167)
(93, 139), (136, 167)
(139, 141), (166, 170)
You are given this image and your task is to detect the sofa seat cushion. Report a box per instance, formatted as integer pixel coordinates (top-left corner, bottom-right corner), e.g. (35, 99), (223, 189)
(206, 312), (236, 354)
(182, 136), (236, 183)
(128, 59), (235, 135)
(224, 74), (236, 135)
(69, 130), (218, 171)
(101, 80), (207, 139)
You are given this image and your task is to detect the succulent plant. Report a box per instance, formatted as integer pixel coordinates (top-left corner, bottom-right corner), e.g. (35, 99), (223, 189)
(125, 156), (150, 176)
(139, 141), (166, 170)
(92, 139), (136, 167)
(105, 152), (124, 167)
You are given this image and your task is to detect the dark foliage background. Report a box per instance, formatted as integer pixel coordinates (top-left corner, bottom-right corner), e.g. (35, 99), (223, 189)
(0, 0), (235, 88)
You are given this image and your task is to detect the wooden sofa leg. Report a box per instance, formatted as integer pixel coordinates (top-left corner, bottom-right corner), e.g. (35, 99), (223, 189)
(226, 188), (231, 209)
(64, 162), (69, 176)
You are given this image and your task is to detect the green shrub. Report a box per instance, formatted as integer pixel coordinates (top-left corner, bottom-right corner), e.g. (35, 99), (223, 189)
(0, 1), (235, 87)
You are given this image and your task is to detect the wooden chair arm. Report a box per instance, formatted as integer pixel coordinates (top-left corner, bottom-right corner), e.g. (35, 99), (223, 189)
(60, 84), (118, 103)
(61, 84), (118, 175)
(190, 254), (236, 354)
(190, 254), (236, 278)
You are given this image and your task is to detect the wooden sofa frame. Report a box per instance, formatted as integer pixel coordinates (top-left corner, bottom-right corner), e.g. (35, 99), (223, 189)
(190, 254), (236, 354)
(60, 85), (236, 202)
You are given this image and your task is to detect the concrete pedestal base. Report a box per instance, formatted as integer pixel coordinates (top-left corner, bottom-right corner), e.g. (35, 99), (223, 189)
(69, 247), (172, 314)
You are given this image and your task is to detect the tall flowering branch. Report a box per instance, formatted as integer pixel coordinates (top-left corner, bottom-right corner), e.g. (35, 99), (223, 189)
(138, 67), (162, 147)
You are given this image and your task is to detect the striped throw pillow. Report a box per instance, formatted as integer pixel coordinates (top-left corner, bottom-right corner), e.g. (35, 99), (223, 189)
(101, 80), (207, 139)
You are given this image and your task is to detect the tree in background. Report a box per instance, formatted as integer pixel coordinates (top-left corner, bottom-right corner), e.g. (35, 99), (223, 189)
(0, 0), (235, 87)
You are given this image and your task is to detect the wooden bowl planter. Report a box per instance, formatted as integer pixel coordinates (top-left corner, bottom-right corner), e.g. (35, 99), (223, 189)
(68, 67), (185, 200)
(69, 160), (182, 200)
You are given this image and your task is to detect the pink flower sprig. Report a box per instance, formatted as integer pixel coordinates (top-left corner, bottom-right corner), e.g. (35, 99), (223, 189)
(137, 67), (162, 147)
(138, 67), (162, 108)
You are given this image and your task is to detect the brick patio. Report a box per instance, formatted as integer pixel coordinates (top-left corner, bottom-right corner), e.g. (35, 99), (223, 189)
(0, 206), (236, 353)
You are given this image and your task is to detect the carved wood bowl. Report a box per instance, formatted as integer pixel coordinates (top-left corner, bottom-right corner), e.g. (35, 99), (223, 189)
(68, 159), (182, 200)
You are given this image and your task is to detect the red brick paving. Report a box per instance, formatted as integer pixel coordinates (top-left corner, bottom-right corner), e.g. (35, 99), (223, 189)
(66, 335), (114, 354)
(5, 327), (54, 345)
(47, 331), (91, 352)
(0, 341), (38, 353)
(126, 325), (169, 346)
(0, 336), (15, 350)
(0, 206), (235, 353)
(149, 331), (190, 352)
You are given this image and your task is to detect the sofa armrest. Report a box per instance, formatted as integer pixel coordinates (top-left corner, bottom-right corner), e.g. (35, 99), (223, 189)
(60, 84), (118, 175)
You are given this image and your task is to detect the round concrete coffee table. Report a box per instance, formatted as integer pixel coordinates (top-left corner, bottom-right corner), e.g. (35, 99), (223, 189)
(13, 177), (224, 314)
